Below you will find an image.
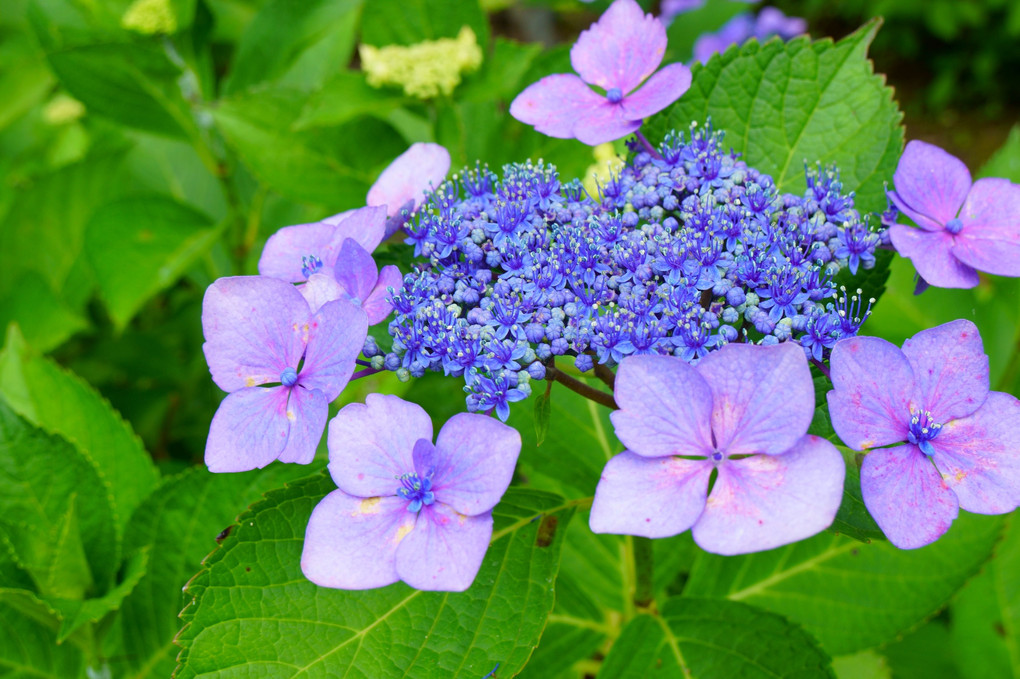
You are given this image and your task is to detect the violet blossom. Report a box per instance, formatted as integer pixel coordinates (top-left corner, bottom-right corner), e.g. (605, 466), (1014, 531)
(888, 140), (1020, 289)
(509, 0), (692, 146)
(202, 276), (368, 472)
(590, 343), (845, 555)
(368, 142), (451, 234)
(301, 394), (521, 591)
(828, 319), (1020, 549)
(692, 7), (807, 64)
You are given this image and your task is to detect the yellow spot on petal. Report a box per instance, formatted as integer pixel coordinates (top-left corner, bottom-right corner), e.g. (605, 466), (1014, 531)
(353, 497), (381, 516)
(245, 377), (258, 387)
(286, 409), (296, 422)
(393, 522), (413, 543)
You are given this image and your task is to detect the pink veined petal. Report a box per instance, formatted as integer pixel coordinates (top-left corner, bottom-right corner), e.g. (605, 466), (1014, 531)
(510, 74), (606, 139)
(901, 319), (989, 421)
(618, 62), (692, 121)
(861, 444), (959, 549)
(691, 436), (845, 555)
(953, 178), (1020, 277)
(367, 143), (451, 217)
(298, 297), (367, 401)
(258, 222), (341, 283)
(888, 224), (980, 289)
(329, 205), (388, 256)
(570, 0), (667, 93)
(609, 355), (714, 458)
(362, 265), (402, 325)
(828, 336), (914, 450)
(334, 238), (379, 304)
(299, 272), (343, 314)
(887, 190), (944, 232)
(275, 386), (328, 465)
(301, 490), (413, 590)
(201, 276), (309, 392)
(430, 413), (521, 516)
(589, 451), (712, 538)
(891, 140), (972, 228)
(695, 342), (814, 456)
(573, 100), (643, 146)
(933, 392), (1020, 514)
(204, 386), (291, 472)
(327, 394), (434, 497)
(395, 504), (493, 592)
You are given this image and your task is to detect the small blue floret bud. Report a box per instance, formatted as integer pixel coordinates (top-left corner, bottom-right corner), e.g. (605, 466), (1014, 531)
(527, 361), (546, 380)
(575, 354), (594, 372)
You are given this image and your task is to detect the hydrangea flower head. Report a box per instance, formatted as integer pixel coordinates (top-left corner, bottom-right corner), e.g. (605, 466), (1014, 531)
(510, 0), (692, 145)
(692, 8), (806, 63)
(360, 26), (483, 99)
(590, 343), (845, 555)
(828, 319), (1020, 549)
(888, 140), (1020, 289)
(202, 276), (368, 472)
(301, 395), (521, 591)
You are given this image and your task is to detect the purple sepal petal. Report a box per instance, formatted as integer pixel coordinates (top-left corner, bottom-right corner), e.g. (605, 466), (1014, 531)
(828, 336), (914, 450)
(328, 205), (389, 255)
(205, 386), (290, 472)
(610, 355), (714, 458)
(412, 437), (436, 477)
(861, 444), (959, 549)
(935, 392), (1020, 514)
(887, 190), (943, 232)
(573, 101), (644, 146)
(892, 140), (972, 227)
(301, 491), (412, 589)
(619, 62), (692, 120)
(202, 276), (309, 392)
(362, 265), (402, 325)
(327, 394), (433, 497)
(395, 504), (493, 592)
(258, 222), (342, 283)
(320, 209), (353, 226)
(367, 143), (451, 217)
(432, 413), (521, 516)
(334, 238), (379, 303)
(275, 386), (328, 465)
(589, 451), (711, 538)
(298, 297), (367, 401)
(300, 272), (343, 314)
(901, 319), (988, 421)
(889, 224), (980, 289)
(570, 0), (666, 93)
(510, 74), (606, 139)
(696, 342), (814, 456)
(692, 436), (845, 555)
(954, 178), (1020, 277)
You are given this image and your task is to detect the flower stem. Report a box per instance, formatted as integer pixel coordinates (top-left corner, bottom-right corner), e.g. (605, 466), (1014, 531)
(632, 536), (655, 610)
(593, 362), (616, 390)
(352, 367), (382, 380)
(545, 362), (618, 410)
(634, 129), (663, 160)
(811, 358), (831, 380)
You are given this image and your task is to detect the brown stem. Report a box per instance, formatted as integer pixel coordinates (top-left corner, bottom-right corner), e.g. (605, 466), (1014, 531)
(545, 362), (618, 410)
(593, 362), (616, 391)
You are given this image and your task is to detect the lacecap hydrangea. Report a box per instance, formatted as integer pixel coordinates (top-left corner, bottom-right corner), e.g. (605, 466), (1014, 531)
(374, 123), (888, 420)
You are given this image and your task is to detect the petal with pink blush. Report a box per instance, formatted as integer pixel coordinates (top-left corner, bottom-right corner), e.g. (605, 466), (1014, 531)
(275, 386), (328, 465)
(258, 222), (342, 283)
(590, 451), (712, 538)
(510, 74), (605, 139)
(298, 297), (366, 400)
(610, 355), (714, 458)
(619, 63), (692, 120)
(327, 394), (433, 497)
(570, 0), (666, 93)
(828, 336), (913, 450)
(934, 392), (1020, 514)
(301, 491), (412, 590)
(573, 101), (643, 146)
(201, 276), (309, 392)
(887, 190), (944, 232)
(362, 265), (401, 325)
(861, 444), (959, 549)
(367, 144), (450, 217)
(901, 319), (988, 421)
(395, 504), (492, 592)
(891, 140), (972, 227)
(954, 178), (1020, 277)
(431, 413), (521, 516)
(205, 386), (290, 472)
(889, 224), (980, 289)
(692, 436), (845, 555)
(696, 342), (814, 456)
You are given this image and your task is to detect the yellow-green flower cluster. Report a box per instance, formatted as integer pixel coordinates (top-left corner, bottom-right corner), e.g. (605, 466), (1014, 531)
(583, 143), (625, 197)
(121, 0), (178, 34)
(359, 27), (483, 99)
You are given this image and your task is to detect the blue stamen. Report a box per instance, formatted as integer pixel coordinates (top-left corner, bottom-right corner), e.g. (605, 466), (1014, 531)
(280, 367), (299, 387)
(945, 218), (964, 234)
(907, 408), (942, 456)
(606, 87), (623, 104)
(396, 472), (435, 512)
(301, 255), (324, 278)
(711, 451), (723, 462)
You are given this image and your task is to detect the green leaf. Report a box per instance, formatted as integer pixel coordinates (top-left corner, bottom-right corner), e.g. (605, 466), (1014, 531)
(0, 32), (56, 132)
(115, 463), (313, 679)
(0, 274), (88, 353)
(831, 650), (891, 679)
(0, 398), (118, 599)
(663, 0), (749, 64)
(978, 125), (1020, 181)
(457, 38), (543, 103)
(360, 0), (489, 48)
(650, 20), (904, 215)
(0, 325), (160, 534)
(828, 447), (883, 543)
(47, 548), (149, 642)
(294, 71), (408, 130)
(84, 195), (219, 328)
(175, 473), (575, 679)
(598, 598), (834, 678)
(533, 389), (551, 447)
(683, 511), (1002, 655)
(0, 599), (86, 679)
(224, 0), (364, 94)
(883, 617), (961, 679)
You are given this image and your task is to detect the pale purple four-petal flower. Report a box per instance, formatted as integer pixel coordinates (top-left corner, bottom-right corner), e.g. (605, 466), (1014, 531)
(202, 276), (368, 472)
(828, 319), (1020, 549)
(302, 394), (521, 592)
(590, 343), (844, 555)
(888, 140), (1020, 289)
(510, 0), (692, 146)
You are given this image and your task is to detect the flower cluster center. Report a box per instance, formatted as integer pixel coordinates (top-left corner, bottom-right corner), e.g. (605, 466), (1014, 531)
(301, 255), (324, 278)
(907, 408), (942, 456)
(606, 87), (623, 104)
(280, 367), (299, 387)
(397, 472), (435, 512)
(945, 217), (964, 234)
